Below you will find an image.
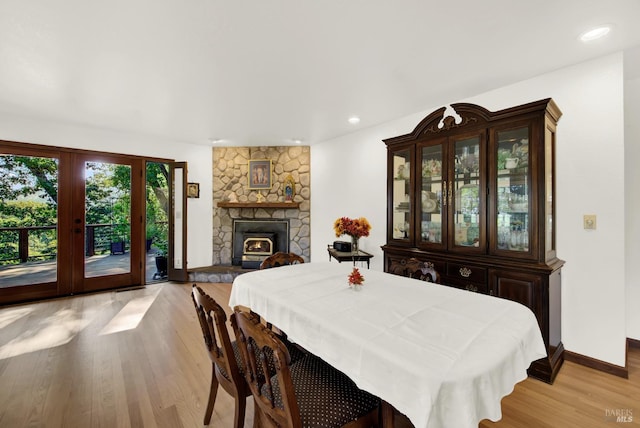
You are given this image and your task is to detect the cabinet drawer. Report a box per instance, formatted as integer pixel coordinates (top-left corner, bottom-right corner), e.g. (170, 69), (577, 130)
(444, 276), (488, 294)
(446, 263), (487, 283)
(386, 256), (445, 282)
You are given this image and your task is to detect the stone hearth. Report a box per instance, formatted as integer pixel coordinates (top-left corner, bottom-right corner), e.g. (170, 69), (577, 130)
(188, 265), (254, 283)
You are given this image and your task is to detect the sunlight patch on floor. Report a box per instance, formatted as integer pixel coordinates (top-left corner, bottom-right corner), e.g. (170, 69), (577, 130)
(0, 308), (91, 359)
(0, 307), (33, 329)
(99, 287), (162, 335)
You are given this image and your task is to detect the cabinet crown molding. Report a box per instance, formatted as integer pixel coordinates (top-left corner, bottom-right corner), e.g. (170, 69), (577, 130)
(383, 98), (560, 146)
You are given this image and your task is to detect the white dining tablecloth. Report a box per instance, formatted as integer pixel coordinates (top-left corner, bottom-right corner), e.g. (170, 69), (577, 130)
(229, 262), (546, 428)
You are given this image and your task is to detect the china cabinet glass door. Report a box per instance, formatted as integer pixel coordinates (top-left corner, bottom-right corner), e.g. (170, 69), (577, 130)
(494, 126), (531, 254)
(389, 147), (413, 243)
(450, 133), (485, 252)
(418, 140), (445, 248)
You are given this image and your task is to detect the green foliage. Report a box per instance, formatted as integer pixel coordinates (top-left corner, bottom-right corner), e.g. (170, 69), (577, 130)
(154, 235), (168, 256)
(0, 200), (57, 262)
(85, 163), (117, 225)
(0, 157), (170, 264)
(0, 200), (57, 227)
(146, 162), (169, 255)
(0, 155), (58, 203)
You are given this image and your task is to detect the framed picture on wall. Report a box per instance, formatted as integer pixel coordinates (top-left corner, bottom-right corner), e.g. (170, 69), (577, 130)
(248, 159), (272, 189)
(187, 182), (200, 198)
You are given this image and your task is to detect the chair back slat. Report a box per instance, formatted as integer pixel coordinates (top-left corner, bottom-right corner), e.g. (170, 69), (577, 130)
(232, 309), (301, 427)
(192, 286), (244, 387)
(259, 252), (304, 270)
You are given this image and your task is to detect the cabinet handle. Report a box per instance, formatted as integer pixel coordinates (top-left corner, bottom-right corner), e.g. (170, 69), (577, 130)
(459, 267), (472, 277)
(442, 181), (447, 206)
(448, 181), (453, 206)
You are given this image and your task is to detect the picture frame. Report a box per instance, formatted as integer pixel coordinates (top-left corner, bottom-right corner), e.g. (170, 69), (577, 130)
(283, 174), (296, 202)
(247, 159), (272, 189)
(187, 182), (200, 198)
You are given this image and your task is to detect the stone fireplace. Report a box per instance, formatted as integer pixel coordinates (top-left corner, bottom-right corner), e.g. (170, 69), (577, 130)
(212, 146), (310, 267)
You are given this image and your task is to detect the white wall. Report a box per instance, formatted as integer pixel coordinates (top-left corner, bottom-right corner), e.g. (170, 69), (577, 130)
(625, 52), (640, 342)
(311, 53), (627, 366)
(0, 113), (213, 269)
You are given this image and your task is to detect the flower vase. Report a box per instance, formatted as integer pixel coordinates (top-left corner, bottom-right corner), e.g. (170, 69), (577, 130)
(351, 283), (362, 291)
(351, 236), (359, 254)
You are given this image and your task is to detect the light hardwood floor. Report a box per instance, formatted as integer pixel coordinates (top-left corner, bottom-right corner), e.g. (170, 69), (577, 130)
(0, 282), (637, 427)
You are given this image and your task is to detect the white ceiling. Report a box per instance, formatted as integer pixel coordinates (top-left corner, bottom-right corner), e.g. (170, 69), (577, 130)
(1, 0), (640, 147)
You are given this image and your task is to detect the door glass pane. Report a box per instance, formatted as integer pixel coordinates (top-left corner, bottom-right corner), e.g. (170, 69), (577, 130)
(173, 165), (184, 269)
(453, 137), (480, 247)
(146, 162), (169, 282)
(0, 154), (58, 287)
(496, 127), (529, 252)
(420, 145), (442, 244)
(391, 150), (411, 240)
(84, 162), (131, 277)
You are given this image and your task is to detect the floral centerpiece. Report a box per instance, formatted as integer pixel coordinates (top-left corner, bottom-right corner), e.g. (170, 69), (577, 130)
(333, 216), (371, 252)
(348, 267), (365, 290)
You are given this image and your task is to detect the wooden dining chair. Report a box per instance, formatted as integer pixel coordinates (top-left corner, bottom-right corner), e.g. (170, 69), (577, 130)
(259, 251), (304, 269)
(191, 285), (250, 427)
(231, 308), (380, 428)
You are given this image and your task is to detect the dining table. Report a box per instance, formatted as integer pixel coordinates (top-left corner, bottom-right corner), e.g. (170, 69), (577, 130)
(229, 262), (547, 428)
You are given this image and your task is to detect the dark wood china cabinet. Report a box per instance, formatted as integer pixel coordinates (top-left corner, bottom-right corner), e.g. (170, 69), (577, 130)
(382, 99), (564, 383)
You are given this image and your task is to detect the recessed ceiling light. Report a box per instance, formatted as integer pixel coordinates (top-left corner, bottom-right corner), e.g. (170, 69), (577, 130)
(579, 26), (611, 42)
(348, 116), (360, 125)
(209, 138), (224, 144)
(291, 139), (302, 144)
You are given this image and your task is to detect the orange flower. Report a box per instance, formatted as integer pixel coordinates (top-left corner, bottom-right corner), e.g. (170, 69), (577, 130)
(333, 216), (371, 239)
(348, 267), (365, 286)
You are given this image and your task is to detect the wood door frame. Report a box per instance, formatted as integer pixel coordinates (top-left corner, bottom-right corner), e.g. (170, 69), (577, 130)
(0, 142), (66, 303)
(0, 140), (173, 304)
(72, 153), (144, 293)
(168, 162), (188, 282)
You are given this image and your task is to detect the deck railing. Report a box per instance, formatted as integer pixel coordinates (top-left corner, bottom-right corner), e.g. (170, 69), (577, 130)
(0, 224), (131, 265)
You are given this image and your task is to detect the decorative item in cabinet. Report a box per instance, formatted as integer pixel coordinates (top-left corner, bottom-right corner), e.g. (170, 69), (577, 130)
(388, 146), (413, 243)
(382, 98), (564, 383)
(422, 191), (438, 213)
(386, 256), (444, 283)
(495, 126), (531, 254)
(419, 143), (445, 246)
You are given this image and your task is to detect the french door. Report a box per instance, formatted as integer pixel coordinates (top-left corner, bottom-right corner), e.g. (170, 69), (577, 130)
(0, 142), (147, 304)
(71, 153), (144, 293)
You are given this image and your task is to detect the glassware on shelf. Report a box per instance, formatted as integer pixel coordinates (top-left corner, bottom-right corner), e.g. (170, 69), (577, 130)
(507, 193), (528, 212)
(497, 226), (510, 249)
(421, 221), (441, 243)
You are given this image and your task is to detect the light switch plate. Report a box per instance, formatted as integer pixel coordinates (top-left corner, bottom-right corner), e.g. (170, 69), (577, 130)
(583, 214), (597, 230)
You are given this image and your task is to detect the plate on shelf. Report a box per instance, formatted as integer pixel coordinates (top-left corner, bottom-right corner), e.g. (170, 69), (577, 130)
(422, 191), (438, 213)
(423, 198), (437, 213)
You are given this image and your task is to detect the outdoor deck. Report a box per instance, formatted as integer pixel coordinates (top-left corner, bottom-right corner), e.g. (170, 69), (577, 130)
(0, 252), (165, 289)
(0, 254), (255, 290)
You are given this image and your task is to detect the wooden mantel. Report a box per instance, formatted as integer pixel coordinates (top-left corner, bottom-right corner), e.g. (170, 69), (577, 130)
(217, 201), (300, 209)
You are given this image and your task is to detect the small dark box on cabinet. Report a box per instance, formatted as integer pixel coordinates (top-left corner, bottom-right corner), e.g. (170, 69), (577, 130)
(333, 241), (352, 252)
